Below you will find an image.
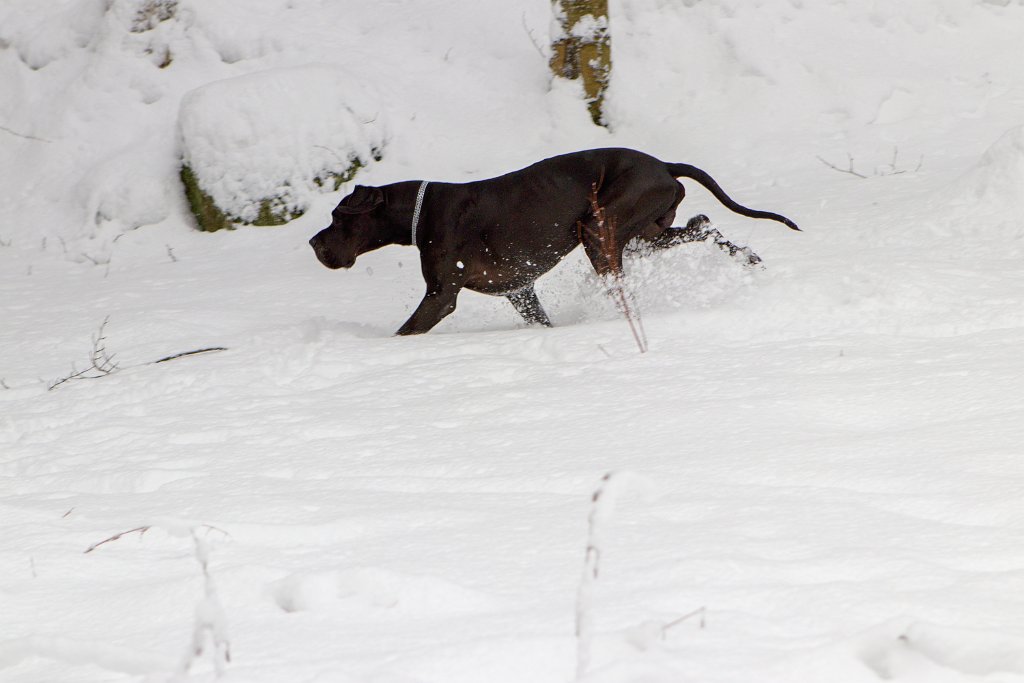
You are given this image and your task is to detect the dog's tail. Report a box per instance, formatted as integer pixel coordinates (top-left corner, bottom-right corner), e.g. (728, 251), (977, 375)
(667, 163), (800, 231)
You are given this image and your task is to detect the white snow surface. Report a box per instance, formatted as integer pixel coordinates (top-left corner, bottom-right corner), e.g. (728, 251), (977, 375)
(2, 1), (1024, 682)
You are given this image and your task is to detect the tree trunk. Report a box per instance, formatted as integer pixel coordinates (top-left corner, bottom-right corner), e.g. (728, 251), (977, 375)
(549, 0), (611, 127)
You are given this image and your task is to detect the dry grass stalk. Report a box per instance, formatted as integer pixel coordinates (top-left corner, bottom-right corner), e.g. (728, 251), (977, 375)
(582, 184), (648, 353)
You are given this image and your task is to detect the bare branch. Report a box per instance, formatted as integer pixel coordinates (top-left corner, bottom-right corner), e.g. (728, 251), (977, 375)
(0, 124), (51, 143)
(48, 318), (120, 390)
(816, 153), (868, 179)
(84, 523), (228, 554)
(81, 251), (112, 268)
(90, 317), (119, 372)
(151, 347), (227, 364)
(877, 146), (924, 176)
(49, 317), (228, 390)
(818, 147), (923, 179)
(84, 526), (151, 554)
(663, 606), (707, 634)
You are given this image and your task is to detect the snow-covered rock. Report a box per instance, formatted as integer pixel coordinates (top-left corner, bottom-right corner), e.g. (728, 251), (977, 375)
(178, 64), (387, 231)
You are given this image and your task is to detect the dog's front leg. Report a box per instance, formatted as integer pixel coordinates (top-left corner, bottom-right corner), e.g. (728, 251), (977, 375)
(395, 258), (466, 335)
(395, 286), (462, 335)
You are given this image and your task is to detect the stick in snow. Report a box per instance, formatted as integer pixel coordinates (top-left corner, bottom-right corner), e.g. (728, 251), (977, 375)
(152, 347), (228, 364)
(576, 471), (616, 680)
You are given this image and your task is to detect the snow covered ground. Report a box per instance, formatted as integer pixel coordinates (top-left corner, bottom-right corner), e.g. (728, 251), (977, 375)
(2, 1), (1024, 682)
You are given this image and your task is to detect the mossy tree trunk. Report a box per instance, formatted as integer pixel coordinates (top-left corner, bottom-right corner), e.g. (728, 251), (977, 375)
(549, 0), (611, 127)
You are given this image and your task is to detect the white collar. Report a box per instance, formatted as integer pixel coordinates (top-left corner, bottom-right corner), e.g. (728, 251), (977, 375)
(411, 180), (429, 246)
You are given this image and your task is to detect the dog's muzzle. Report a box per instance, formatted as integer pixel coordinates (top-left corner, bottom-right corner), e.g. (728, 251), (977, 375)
(309, 235), (352, 269)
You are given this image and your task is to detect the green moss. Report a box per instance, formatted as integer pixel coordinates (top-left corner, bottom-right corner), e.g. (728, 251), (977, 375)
(180, 164), (233, 233)
(252, 198), (302, 226)
(180, 151), (380, 232)
(331, 157), (362, 189)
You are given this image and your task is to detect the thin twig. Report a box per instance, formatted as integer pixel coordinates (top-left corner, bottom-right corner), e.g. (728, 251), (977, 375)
(84, 523), (228, 554)
(152, 348), (227, 364)
(313, 145), (347, 165)
(48, 317), (120, 390)
(877, 146), (924, 176)
(662, 606), (707, 635)
(0, 124), (51, 143)
(84, 526), (151, 554)
(522, 12), (547, 60)
(818, 147), (923, 179)
(816, 153), (868, 179)
(49, 318), (228, 390)
(81, 252), (111, 267)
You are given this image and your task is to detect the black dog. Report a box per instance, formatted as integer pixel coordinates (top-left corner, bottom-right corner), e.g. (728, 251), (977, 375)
(310, 148), (798, 335)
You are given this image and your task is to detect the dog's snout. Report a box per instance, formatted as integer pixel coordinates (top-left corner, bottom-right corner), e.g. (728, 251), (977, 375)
(309, 235), (319, 247)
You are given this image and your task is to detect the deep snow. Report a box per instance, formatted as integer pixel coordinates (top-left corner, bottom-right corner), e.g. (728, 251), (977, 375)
(2, 1), (1024, 682)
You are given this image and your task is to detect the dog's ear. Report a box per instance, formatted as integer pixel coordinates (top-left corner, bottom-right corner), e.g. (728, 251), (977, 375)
(336, 185), (384, 214)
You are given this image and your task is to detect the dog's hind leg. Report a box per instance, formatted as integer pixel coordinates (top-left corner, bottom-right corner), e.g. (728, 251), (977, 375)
(506, 284), (552, 327)
(581, 173), (683, 276)
(578, 215), (623, 278)
(629, 214), (712, 254)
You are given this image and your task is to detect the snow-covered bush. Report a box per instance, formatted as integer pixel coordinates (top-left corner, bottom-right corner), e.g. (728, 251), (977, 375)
(962, 125), (1024, 209)
(178, 64), (387, 231)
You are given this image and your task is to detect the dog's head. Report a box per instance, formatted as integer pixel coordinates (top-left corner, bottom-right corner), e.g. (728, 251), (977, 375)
(309, 185), (385, 269)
